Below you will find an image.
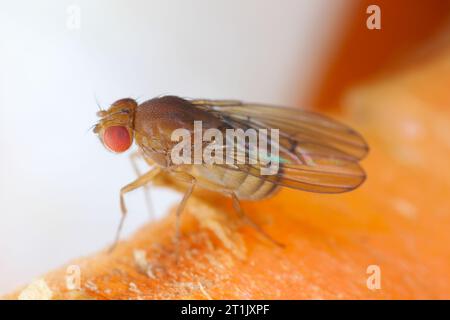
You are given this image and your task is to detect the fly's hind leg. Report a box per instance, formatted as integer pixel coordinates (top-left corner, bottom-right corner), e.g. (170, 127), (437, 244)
(129, 150), (155, 219)
(109, 167), (161, 252)
(231, 193), (284, 248)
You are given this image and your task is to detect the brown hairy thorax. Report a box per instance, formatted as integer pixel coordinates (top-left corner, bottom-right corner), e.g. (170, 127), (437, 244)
(133, 96), (223, 162)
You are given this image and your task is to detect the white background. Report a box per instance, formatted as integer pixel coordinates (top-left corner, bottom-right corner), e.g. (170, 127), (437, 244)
(0, 0), (352, 294)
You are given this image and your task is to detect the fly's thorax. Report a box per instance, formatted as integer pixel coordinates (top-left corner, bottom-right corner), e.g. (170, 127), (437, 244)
(134, 96), (223, 135)
(133, 96), (224, 163)
(134, 132), (169, 167)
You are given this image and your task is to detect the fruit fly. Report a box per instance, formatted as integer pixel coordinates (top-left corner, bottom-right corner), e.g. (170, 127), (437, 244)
(93, 96), (368, 249)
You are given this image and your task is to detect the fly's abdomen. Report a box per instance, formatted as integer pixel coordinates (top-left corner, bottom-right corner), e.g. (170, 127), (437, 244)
(233, 172), (278, 200)
(191, 165), (279, 200)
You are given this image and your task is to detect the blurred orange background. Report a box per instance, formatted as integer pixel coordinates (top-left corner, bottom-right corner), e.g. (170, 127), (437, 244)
(3, 0), (450, 299)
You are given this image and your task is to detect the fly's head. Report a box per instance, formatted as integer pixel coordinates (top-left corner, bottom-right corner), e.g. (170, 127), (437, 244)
(93, 98), (137, 153)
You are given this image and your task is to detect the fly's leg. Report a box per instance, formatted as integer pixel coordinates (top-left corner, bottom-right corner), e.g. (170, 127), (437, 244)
(109, 167), (161, 252)
(231, 193), (284, 248)
(129, 150), (155, 219)
(190, 99), (242, 106)
(169, 172), (196, 262)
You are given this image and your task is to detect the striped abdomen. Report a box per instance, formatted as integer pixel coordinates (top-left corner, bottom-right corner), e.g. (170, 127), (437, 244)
(186, 165), (279, 200)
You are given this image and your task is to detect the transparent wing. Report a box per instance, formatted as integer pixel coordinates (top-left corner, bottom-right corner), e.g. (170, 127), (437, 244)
(193, 101), (369, 160)
(189, 100), (368, 193)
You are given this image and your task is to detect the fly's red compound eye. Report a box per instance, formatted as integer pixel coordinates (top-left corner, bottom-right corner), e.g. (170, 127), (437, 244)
(103, 126), (132, 153)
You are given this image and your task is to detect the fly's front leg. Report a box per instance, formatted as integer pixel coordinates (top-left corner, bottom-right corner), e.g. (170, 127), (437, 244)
(109, 167), (161, 252)
(169, 171), (196, 262)
(231, 193), (284, 248)
(129, 150), (155, 219)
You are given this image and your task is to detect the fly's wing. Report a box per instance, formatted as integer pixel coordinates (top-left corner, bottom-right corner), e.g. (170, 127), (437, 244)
(191, 99), (368, 193)
(193, 101), (369, 160)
